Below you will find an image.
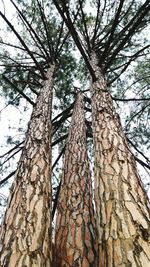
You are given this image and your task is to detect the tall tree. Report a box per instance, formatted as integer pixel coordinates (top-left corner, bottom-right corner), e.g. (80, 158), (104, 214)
(54, 93), (97, 267)
(0, 65), (54, 266)
(0, 0), (76, 265)
(53, 0), (150, 265)
(90, 55), (150, 266)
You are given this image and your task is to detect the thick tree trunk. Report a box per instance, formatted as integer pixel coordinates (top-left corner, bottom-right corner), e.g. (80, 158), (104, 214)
(90, 55), (150, 267)
(0, 65), (55, 267)
(54, 93), (98, 267)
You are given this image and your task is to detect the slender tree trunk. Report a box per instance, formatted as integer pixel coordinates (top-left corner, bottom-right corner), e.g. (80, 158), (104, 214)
(54, 93), (98, 267)
(90, 54), (150, 267)
(0, 65), (55, 267)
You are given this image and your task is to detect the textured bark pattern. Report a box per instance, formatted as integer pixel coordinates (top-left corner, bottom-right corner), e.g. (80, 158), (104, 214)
(90, 54), (150, 267)
(0, 66), (54, 267)
(54, 93), (97, 267)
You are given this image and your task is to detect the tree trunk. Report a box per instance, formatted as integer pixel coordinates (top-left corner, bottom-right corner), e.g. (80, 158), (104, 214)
(90, 54), (150, 267)
(0, 65), (55, 267)
(54, 93), (98, 267)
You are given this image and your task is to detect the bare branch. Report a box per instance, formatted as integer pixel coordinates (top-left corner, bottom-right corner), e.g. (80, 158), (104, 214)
(3, 75), (35, 106)
(99, 0), (125, 64)
(10, 0), (51, 62)
(0, 11), (46, 79)
(0, 170), (16, 186)
(0, 141), (24, 159)
(105, 0), (150, 70)
(127, 138), (150, 164)
(113, 97), (150, 102)
(53, 0), (96, 81)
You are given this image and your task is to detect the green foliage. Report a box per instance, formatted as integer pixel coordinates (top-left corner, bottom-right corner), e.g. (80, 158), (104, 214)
(54, 52), (77, 109)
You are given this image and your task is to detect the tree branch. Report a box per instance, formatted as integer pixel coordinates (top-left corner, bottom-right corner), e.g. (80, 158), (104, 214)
(99, 0), (125, 64)
(52, 134), (68, 147)
(53, 0), (96, 81)
(113, 97), (150, 102)
(0, 11), (46, 79)
(105, 0), (150, 70)
(127, 138), (150, 164)
(3, 75), (35, 106)
(0, 170), (16, 186)
(0, 141), (24, 159)
(10, 0), (50, 62)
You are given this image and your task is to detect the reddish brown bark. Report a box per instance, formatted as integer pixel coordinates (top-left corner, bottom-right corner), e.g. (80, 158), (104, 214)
(90, 54), (150, 266)
(54, 93), (98, 267)
(0, 66), (55, 267)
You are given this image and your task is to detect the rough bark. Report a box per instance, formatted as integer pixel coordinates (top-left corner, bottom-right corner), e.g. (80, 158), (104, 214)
(0, 65), (55, 267)
(54, 93), (98, 267)
(90, 54), (150, 267)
